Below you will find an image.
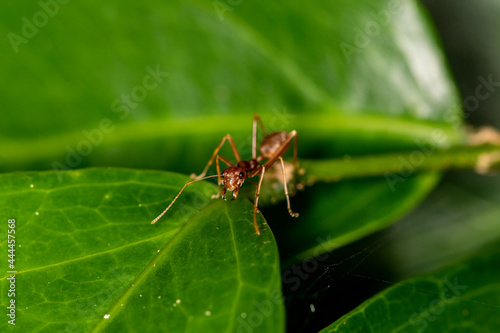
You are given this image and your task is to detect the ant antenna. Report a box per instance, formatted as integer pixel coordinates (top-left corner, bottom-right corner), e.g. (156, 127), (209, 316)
(151, 174), (221, 224)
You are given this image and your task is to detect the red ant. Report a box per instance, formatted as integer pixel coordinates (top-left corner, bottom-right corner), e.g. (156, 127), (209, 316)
(151, 114), (299, 235)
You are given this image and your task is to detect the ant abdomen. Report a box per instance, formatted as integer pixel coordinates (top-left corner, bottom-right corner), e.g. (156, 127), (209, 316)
(260, 131), (290, 159)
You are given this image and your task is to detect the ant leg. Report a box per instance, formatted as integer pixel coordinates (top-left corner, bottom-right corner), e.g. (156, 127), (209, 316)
(253, 166), (266, 235)
(293, 131), (298, 171)
(213, 156), (222, 199)
(279, 157), (299, 218)
(151, 175), (220, 224)
(211, 155), (233, 199)
(292, 131), (298, 191)
(252, 114), (268, 160)
(193, 134), (240, 180)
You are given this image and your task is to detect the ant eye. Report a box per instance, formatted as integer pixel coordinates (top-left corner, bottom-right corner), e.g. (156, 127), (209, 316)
(239, 172), (245, 179)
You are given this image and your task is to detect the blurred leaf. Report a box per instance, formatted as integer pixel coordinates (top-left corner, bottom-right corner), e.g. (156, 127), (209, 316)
(0, 0), (461, 171)
(274, 172), (442, 261)
(319, 245), (500, 332)
(380, 171), (500, 278)
(0, 169), (283, 332)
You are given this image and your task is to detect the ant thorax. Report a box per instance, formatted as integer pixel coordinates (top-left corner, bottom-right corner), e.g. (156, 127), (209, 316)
(237, 159), (259, 172)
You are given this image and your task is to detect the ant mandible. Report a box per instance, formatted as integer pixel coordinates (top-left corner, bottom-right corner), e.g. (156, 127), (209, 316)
(151, 114), (299, 235)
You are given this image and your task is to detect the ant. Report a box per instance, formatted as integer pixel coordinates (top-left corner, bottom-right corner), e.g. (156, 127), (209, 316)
(151, 114), (299, 235)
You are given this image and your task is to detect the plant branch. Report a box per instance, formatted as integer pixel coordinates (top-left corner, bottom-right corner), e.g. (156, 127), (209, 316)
(297, 144), (500, 186)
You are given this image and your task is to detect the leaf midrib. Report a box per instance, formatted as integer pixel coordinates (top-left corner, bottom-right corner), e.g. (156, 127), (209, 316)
(89, 199), (233, 333)
(225, 203), (244, 333)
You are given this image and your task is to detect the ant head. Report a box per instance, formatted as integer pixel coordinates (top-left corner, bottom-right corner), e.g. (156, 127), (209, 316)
(221, 167), (246, 201)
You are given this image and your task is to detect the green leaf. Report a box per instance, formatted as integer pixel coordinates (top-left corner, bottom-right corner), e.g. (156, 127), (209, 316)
(0, 169), (284, 332)
(319, 246), (500, 332)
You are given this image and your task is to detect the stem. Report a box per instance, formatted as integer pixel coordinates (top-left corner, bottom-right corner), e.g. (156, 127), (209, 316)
(298, 144), (500, 185)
